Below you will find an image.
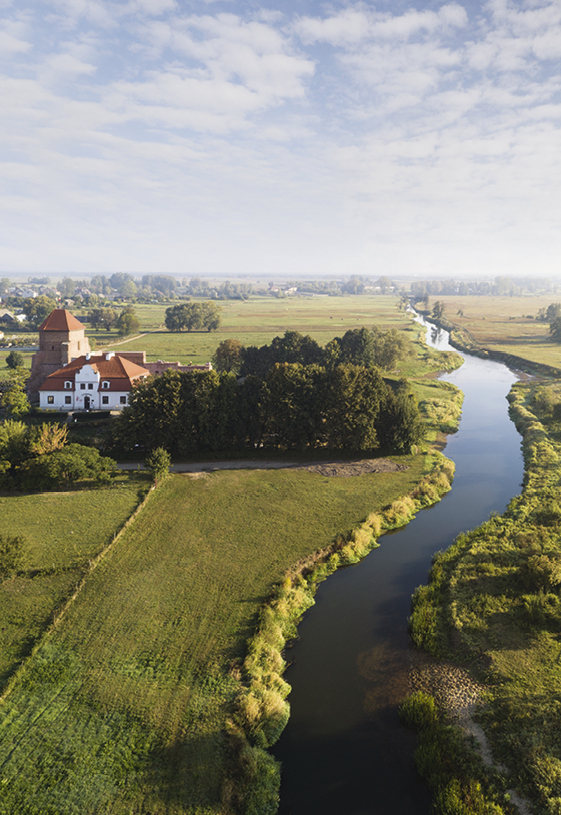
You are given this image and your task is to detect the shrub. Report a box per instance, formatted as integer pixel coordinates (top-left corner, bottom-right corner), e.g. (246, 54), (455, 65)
(145, 447), (171, 483)
(5, 350), (24, 369)
(0, 533), (26, 578)
(399, 691), (438, 730)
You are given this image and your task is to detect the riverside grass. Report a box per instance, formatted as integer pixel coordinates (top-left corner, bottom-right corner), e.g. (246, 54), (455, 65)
(0, 452), (457, 815)
(408, 380), (561, 815)
(422, 294), (561, 375)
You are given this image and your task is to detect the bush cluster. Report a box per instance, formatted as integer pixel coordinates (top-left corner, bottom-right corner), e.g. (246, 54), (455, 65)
(0, 420), (116, 491)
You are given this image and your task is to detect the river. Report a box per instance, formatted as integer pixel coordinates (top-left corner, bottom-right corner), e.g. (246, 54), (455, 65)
(273, 318), (525, 815)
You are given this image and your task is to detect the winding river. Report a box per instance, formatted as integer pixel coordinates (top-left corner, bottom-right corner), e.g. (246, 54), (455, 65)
(273, 318), (525, 815)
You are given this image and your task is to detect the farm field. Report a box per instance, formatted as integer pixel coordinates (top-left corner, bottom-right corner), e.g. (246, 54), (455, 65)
(0, 458), (444, 814)
(428, 294), (561, 371)
(92, 295), (410, 365)
(0, 480), (146, 691)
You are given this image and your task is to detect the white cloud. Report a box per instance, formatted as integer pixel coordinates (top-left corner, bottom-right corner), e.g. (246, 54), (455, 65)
(1, 1), (561, 275)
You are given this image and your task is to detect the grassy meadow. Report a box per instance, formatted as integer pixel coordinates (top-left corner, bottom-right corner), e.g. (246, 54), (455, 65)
(0, 480), (146, 691)
(89, 295), (411, 365)
(0, 456), (448, 814)
(426, 294), (561, 372)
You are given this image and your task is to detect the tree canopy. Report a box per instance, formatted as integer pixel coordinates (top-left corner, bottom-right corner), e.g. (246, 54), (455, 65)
(0, 420), (116, 491)
(114, 362), (424, 455)
(165, 302), (222, 332)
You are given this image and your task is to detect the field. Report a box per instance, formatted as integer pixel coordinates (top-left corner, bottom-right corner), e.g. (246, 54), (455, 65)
(427, 294), (561, 372)
(0, 295), (410, 374)
(88, 295), (410, 365)
(0, 480), (146, 690)
(0, 457), (442, 814)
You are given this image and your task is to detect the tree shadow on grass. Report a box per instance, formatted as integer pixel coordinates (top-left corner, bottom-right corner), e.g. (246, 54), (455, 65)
(140, 732), (230, 812)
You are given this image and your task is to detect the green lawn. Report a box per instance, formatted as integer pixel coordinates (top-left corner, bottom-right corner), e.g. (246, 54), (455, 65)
(0, 456), (438, 814)
(0, 481), (146, 690)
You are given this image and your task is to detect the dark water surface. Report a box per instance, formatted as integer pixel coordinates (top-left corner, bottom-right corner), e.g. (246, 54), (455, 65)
(273, 319), (525, 815)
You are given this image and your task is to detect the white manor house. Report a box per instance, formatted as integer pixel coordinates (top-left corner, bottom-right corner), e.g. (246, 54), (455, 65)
(30, 308), (211, 412)
(39, 351), (150, 411)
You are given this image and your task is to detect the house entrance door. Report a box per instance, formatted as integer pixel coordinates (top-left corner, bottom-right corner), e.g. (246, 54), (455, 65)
(84, 396), (90, 410)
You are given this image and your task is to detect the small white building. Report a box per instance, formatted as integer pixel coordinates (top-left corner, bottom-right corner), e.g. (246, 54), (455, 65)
(39, 352), (150, 411)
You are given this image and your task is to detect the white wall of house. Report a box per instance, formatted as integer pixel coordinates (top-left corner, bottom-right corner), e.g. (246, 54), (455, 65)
(39, 388), (131, 411)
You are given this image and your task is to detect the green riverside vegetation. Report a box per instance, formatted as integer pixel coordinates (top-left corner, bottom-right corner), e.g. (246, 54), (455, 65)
(408, 380), (561, 815)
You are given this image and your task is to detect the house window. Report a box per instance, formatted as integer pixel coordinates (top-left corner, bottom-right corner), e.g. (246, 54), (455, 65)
(78, 342), (81, 350)
(120, 396), (127, 404)
(47, 395), (54, 405)
(88, 383), (93, 390)
(101, 381), (110, 389)
(65, 396), (72, 405)
(64, 381), (72, 389)
(102, 396), (109, 405)
(80, 383), (86, 390)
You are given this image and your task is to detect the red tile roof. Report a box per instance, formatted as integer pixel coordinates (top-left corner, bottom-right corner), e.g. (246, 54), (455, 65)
(39, 309), (86, 332)
(39, 354), (150, 391)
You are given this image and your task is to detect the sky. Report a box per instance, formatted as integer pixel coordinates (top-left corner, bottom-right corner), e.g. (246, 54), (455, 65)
(1, 0), (561, 279)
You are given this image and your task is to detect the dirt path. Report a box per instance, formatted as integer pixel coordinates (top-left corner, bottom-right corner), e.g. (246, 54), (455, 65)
(118, 457), (408, 477)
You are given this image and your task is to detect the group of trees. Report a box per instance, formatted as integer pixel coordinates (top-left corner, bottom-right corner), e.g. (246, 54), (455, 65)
(211, 328), (414, 378)
(165, 302), (222, 332)
(538, 303), (561, 343)
(114, 363), (425, 455)
(0, 295), (58, 329)
(1, 367), (29, 418)
(88, 306), (140, 336)
(0, 420), (116, 491)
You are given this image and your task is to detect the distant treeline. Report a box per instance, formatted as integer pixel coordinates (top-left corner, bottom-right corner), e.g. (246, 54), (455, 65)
(412, 276), (553, 299)
(114, 363), (424, 455)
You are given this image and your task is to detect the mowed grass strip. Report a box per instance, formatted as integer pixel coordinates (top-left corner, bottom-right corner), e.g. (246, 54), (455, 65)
(0, 482), (144, 690)
(0, 459), (431, 814)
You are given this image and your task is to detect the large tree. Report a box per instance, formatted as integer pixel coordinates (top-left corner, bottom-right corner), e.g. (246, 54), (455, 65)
(549, 317), (561, 343)
(165, 302), (222, 332)
(212, 339), (245, 373)
(116, 306), (140, 336)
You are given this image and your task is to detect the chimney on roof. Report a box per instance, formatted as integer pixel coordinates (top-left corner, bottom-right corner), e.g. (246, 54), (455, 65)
(105, 352), (114, 360)
(86, 353), (91, 360)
